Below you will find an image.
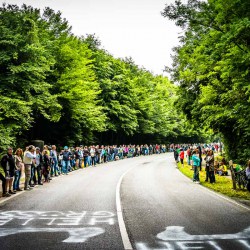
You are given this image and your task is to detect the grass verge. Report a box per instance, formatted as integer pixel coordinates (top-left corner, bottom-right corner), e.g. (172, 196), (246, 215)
(177, 160), (250, 201)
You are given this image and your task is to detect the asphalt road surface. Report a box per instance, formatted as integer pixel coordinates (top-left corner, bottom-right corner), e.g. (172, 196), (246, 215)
(0, 153), (249, 250)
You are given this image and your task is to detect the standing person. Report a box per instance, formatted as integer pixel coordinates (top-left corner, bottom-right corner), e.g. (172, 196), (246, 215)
(90, 146), (96, 167)
(1, 147), (16, 195)
(192, 149), (201, 183)
(23, 146), (36, 190)
(198, 145), (202, 171)
(208, 150), (215, 184)
(205, 149), (215, 182)
(83, 146), (89, 168)
(118, 145), (124, 159)
(0, 161), (7, 197)
(103, 146), (108, 163)
(43, 145), (52, 179)
(107, 146), (111, 162)
(35, 147), (43, 185)
(100, 145), (105, 163)
(29, 158), (36, 188)
(110, 146), (115, 161)
(78, 146), (83, 168)
(174, 147), (179, 163)
(75, 147), (81, 169)
(13, 148), (24, 192)
(137, 145), (141, 156)
(186, 147), (191, 165)
(149, 145), (153, 155)
(179, 149), (185, 167)
(50, 145), (59, 176)
(58, 150), (64, 173)
(42, 150), (50, 182)
(123, 145), (128, 158)
(61, 146), (72, 175)
(96, 146), (102, 164)
(246, 160), (250, 191)
(155, 144), (160, 154)
(114, 145), (119, 159)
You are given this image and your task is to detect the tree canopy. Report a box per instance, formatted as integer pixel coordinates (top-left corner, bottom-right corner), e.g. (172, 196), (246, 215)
(162, 0), (250, 163)
(0, 3), (207, 150)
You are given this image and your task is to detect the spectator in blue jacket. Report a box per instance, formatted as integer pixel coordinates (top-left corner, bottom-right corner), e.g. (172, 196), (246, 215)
(192, 149), (201, 183)
(61, 146), (72, 175)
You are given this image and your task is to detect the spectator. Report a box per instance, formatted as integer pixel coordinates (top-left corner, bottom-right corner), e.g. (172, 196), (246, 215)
(74, 147), (81, 169)
(90, 146), (96, 167)
(29, 158), (36, 188)
(1, 147), (16, 196)
(35, 147), (43, 185)
(42, 150), (51, 182)
(192, 149), (200, 183)
(186, 147), (191, 165)
(155, 144), (160, 154)
(217, 163), (228, 176)
(197, 145), (202, 171)
(95, 146), (99, 163)
(50, 145), (59, 176)
(78, 146), (83, 168)
(13, 148), (24, 192)
(246, 160), (250, 179)
(149, 145), (153, 155)
(179, 148), (184, 167)
(0, 161), (7, 197)
(23, 145), (36, 190)
(205, 149), (215, 183)
(246, 160), (250, 191)
(61, 146), (72, 175)
(174, 147), (179, 163)
(83, 146), (89, 168)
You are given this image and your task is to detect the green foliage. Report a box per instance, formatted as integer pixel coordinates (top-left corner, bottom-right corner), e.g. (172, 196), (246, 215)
(0, 3), (202, 148)
(0, 4), (61, 149)
(162, 0), (250, 163)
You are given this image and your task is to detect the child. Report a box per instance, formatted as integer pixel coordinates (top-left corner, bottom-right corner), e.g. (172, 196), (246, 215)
(217, 162), (228, 176)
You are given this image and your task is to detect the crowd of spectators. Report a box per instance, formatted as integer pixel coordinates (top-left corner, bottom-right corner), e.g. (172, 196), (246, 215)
(0, 144), (167, 197)
(171, 143), (250, 188)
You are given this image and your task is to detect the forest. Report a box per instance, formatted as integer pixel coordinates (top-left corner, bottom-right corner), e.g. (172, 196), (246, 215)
(0, 0), (249, 163)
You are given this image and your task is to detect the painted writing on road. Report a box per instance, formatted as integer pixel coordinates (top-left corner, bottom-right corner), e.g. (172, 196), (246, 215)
(136, 226), (250, 250)
(0, 210), (116, 243)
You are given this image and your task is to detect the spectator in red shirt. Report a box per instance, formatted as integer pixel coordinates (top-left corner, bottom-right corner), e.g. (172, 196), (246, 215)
(179, 148), (185, 167)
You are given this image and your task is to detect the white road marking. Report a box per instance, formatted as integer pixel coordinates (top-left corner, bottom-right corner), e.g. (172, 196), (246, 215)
(0, 189), (26, 204)
(0, 227), (104, 243)
(116, 166), (136, 250)
(156, 226), (250, 241)
(0, 210), (117, 243)
(198, 184), (250, 211)
(0, 210), (115, 226)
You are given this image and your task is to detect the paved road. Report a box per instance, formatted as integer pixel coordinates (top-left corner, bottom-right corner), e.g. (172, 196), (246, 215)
(0, 153), (249, 250)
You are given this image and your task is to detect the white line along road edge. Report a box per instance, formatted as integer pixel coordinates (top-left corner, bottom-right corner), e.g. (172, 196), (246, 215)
(116, 166), (135, 250)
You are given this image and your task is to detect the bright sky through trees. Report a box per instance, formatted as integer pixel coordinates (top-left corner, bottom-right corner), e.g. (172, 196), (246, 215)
(3, 0), (182, 75)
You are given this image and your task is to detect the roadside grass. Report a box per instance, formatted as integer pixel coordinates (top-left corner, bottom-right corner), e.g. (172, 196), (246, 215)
(177, 160), (250, 201)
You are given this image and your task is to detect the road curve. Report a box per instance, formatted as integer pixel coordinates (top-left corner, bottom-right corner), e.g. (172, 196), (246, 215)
(121, 153), (250, 250)
(0, 153), (249, 250)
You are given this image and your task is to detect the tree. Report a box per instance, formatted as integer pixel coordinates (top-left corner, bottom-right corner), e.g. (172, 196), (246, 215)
(162, 0), (250, 162)
(0, 4), (61, 149)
